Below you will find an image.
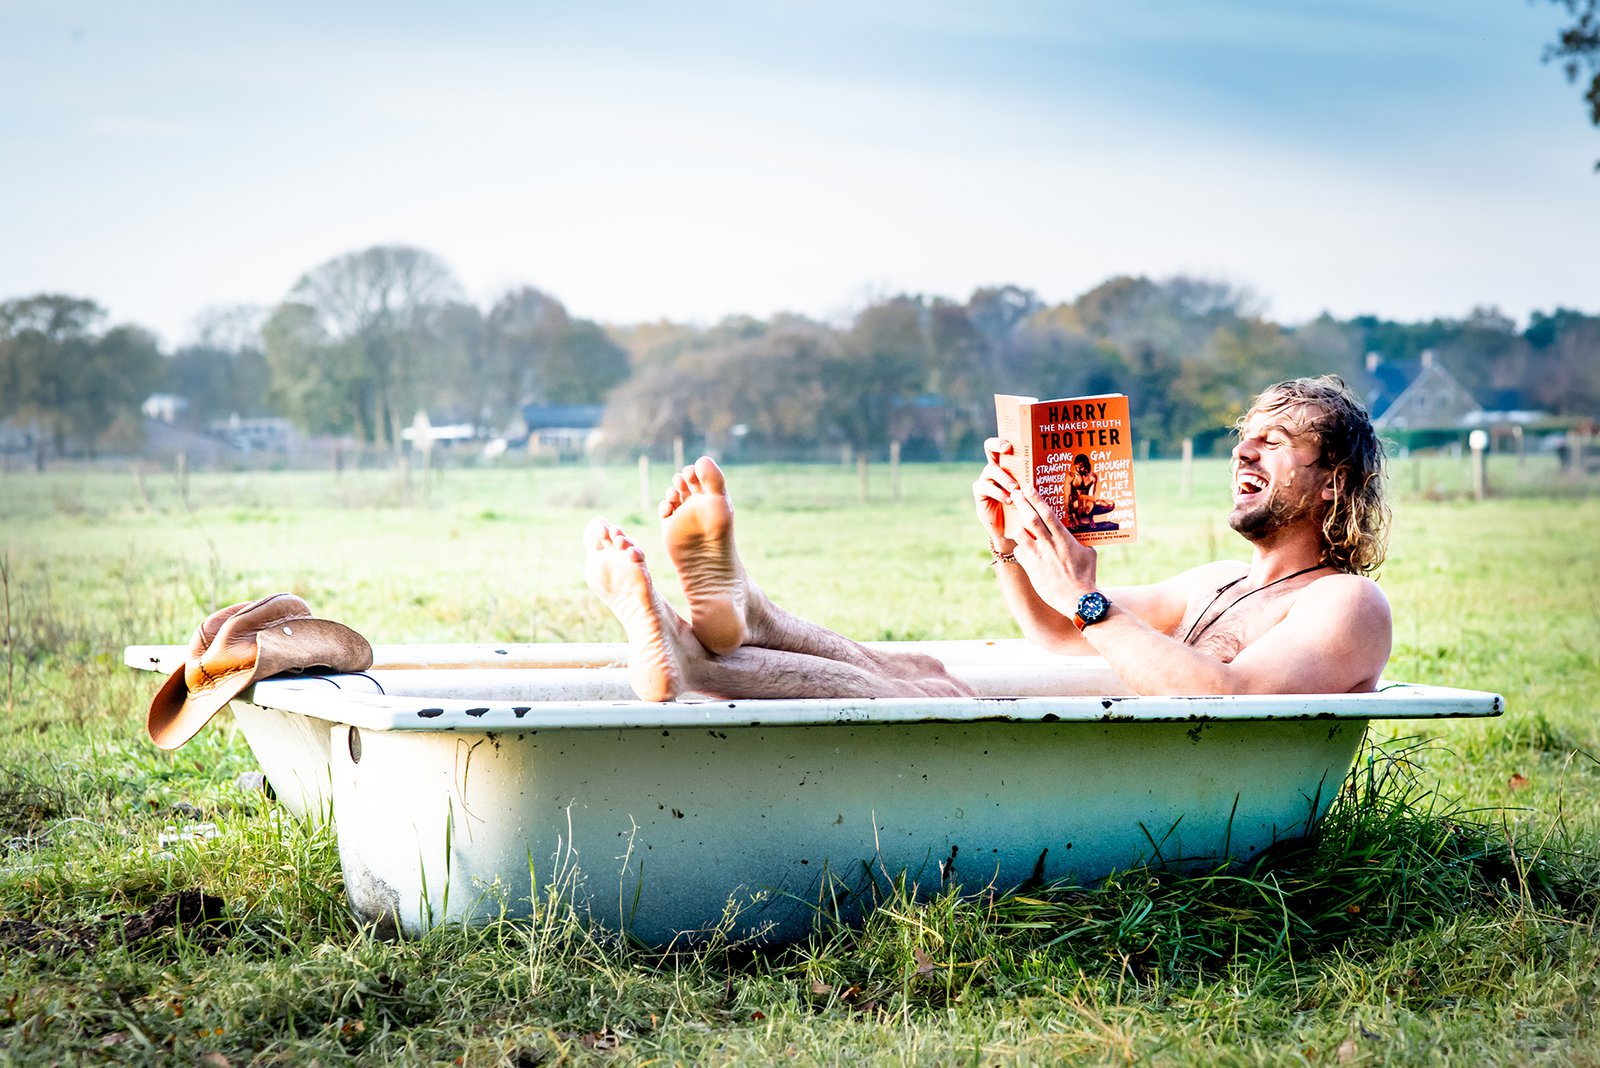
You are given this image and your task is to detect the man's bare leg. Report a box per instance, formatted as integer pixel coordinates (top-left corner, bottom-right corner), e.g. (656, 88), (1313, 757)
(657, 457), (748, 655)
(659, 457), (974, 694)
(584, 518), (693, 702)
(587, 517), (972, 701)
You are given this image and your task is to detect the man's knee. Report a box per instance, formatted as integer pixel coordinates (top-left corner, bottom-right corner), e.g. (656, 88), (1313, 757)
(898, 652), (950, 677)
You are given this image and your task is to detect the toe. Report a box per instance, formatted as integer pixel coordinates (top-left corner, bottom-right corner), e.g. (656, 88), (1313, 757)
(694, 456), (725, 493)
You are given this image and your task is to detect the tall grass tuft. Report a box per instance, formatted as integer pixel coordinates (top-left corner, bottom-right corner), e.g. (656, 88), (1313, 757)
(771, 735), (1599, 1019)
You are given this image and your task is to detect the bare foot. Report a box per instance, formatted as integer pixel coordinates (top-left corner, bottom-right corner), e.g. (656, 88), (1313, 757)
(659, 457), (751, 655)
(583, 518), (696, 702)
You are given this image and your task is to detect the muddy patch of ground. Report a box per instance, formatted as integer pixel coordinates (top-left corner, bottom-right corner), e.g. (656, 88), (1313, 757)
(0, 888), (230, 958)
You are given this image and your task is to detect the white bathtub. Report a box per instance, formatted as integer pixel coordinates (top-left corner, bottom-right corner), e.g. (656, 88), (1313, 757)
(125, 640), (1502, 946)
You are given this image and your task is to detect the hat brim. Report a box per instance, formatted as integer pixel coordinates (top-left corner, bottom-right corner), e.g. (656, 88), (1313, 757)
(147, 661), (258, 751)
(145, 615), (372, 751)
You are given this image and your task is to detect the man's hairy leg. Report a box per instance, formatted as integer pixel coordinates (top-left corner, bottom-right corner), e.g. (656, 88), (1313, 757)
(587, 516), (971, 701)
(690, 645), (976, 699)
(661, 456), (974, 694)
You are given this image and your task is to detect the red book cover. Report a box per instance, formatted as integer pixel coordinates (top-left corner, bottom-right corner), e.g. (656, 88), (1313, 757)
(994, 392), (1138, 545)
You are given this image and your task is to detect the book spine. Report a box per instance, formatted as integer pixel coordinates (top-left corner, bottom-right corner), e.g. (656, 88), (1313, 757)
(992, 399), (1031, 493)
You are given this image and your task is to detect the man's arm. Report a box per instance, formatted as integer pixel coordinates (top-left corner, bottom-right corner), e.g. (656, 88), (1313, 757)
(987, 557), (1198, 655)
(987, 467), (1394, 694)
(1068, 574), (1391, 695)
(974, 438), (1195, 652)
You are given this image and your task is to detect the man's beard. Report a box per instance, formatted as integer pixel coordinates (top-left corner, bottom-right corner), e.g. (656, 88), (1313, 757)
(1229, 487), (1323, 543)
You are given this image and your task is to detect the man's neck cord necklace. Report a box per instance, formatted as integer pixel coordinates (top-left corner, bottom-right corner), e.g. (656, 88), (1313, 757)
(1182, 563), (1329, 646)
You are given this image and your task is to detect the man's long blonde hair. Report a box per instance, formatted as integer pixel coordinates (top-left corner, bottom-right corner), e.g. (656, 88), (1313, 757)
(1240, 376), (1390, 576)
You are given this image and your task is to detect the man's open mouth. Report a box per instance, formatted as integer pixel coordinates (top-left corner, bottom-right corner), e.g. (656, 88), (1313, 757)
(1235, 472), (1267, 496)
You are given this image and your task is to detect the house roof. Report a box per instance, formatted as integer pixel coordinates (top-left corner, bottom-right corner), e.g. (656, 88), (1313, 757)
(1371, 356), (1482, 431)
(521, 403), (604, 430)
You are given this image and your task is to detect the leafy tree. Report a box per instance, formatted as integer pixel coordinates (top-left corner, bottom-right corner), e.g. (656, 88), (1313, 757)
(1524, 306), (1595, 349)
(1172, 318), (1310, 444)
(1287, 315), (1365, 385)
(599, 321), (833, 457)
(164, 304), (273, 425)
(1346, 315), (1432, 364)
(1071, 275), (1258, 449)
(429, 299), (488, 422)
(823, 296), (930, 453)
(1524, 308), (1600, 414)
(262, 301), (367, 438)
(965, 285), (1042, 354)
(922, 298), (988, 402)
(79, 324), (163, 453)
(545, 320), (630, 406)
(0, 295), (160, 460)
(482, 287), (630, 429)
(483, 287), (570, 424)
(1435, 306), (1528, 396)
(267, 246), (465, 448)
(1541, 0), (1600, 169)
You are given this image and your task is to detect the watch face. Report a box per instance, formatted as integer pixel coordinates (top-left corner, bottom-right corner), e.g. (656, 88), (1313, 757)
(1078, 591), (1110, 624)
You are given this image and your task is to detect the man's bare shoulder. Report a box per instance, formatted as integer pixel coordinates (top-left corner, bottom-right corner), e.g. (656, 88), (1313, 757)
(1227, 572), (1393, 693)
(1295, 572), (1391, 619)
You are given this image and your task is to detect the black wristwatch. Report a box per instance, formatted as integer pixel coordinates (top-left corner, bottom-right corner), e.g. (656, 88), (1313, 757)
(1072, 591), (1111, 630)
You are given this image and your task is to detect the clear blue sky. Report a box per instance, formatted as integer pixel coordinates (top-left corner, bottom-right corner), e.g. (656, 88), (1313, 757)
(2, 0), (1595, 346)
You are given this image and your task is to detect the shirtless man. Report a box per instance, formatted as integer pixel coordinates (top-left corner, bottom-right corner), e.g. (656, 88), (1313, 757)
(585, 375), (1391, 699)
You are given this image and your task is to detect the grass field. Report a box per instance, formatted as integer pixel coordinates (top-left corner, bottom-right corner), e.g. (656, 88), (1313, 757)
(2, 453), (1598, 1065)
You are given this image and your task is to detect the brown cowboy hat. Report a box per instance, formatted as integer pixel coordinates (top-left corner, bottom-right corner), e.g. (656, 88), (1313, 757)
(147, 593), (373, 750)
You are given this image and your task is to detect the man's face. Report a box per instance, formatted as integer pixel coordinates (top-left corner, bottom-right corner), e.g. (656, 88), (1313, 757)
(1228, 404), (1335, 542)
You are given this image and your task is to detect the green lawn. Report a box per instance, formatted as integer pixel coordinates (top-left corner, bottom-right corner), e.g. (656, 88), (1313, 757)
(2, 454), (1597, 1065)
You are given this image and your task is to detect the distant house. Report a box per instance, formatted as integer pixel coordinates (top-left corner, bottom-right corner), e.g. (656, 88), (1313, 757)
(401, 416), (479, 450)
(1366, 351), (1482, 432)
(205, 414), (296, 454)
(142, 393), (189, 424)
(520, 403), (604, 459)
(1364, 351), (1554, 452)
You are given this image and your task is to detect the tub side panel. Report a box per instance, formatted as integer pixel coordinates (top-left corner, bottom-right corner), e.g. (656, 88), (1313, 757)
(231, 702), (335, 822)
(329, 717), (1365, 945)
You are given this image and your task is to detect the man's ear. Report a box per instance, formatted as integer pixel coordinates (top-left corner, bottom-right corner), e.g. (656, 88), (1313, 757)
(1322, 468), (1342, 501)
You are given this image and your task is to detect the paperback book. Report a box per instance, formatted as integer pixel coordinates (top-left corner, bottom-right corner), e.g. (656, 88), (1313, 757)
(993, 392), (1138, 545)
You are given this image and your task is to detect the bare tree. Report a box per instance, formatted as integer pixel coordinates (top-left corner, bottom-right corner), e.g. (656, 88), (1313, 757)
(277, 246), (465, 450)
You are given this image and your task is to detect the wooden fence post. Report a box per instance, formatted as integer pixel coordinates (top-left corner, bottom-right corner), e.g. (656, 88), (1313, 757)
(1469, 429), (1488, 502)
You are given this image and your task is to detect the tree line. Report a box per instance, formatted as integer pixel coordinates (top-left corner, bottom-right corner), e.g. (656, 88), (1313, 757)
(2, 244), (1597, 464)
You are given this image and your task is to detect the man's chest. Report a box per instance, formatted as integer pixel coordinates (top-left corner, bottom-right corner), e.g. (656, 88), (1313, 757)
(1179, 589), (1299, 663)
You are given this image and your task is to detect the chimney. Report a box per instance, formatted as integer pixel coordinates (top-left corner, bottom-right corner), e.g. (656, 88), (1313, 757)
(1365, 351), (1381, 373)
(1421, 349), (1434, 368)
